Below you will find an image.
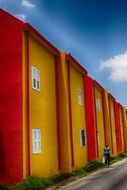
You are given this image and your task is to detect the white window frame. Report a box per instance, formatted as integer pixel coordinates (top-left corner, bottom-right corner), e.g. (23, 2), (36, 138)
(96, 98), (101, 112)
(77, 88), (83, 105)
(32, 129), (41, 154)
(80, 129), (87, 147)
(32, 66), (40, 91)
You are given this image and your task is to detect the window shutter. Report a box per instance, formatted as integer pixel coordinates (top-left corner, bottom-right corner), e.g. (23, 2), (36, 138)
(96, 98), (101, 112)
(32, 129), (41, 153)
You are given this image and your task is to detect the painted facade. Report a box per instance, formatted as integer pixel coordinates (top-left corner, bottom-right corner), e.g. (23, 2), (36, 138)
(66, 53), (88, 169)
(119, 105), (125, 152)
(108, 94), (117, 156)
(103, 90), (112, 153)
(0, 8), (24, 183)
(0, 9), (127, 184)
(123, 108), (127, 151)
(93, 81), (105, 158)
(25, 31), (60, 178)
(84, 76), (97, 161)
(0, 9), (60, 183)
(114, 102), (122, 153)
(58, 53), (88, 173)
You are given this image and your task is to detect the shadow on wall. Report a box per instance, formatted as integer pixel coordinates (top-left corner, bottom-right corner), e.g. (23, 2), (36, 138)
(0, 131), (6, 175)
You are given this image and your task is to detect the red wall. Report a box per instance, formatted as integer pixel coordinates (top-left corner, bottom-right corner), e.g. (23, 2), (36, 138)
(114, 101), (122, 153)
(84, 76), (96, 161)
(0, 9), (24, 183)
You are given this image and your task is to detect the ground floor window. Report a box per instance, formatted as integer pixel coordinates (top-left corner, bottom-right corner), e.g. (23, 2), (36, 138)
(32, 66), (40, 91)
(32, 129), (41, 153)
(80, 129), (86, 146)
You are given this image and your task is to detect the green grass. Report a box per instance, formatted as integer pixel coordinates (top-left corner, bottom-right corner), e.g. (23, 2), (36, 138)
(1, 152), (127, 190)
(110, 152), (127, 164)
(85, 160), (104, 172)
(15, 176), (54, 190)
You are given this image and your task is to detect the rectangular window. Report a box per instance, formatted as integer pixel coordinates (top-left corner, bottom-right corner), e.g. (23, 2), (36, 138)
(80, 129), (86, 146)
(96, 98), (101, 112)
(32, 129), (41, 153)
(77, 89), (83, 105)
(32, 67), (40, 91)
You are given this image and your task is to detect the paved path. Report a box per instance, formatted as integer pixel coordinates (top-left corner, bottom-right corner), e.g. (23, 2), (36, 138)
(58, 158), (127, 190)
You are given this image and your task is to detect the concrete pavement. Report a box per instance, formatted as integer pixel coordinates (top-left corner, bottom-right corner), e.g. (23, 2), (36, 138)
(57, 158), (127, 190)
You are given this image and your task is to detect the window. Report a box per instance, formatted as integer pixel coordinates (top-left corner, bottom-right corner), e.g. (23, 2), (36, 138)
(32, 129), (41, 153)
(77, 89), (83, 105)
(80, 129), (86, 146)
(96, 98), (101, 112)
(32, 67), (40, 91)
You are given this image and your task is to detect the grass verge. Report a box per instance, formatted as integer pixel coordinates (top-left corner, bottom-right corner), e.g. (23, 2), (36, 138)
(1, 152), (127, 190)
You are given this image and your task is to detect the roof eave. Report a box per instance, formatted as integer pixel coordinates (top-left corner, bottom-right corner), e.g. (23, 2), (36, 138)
(93, 80), (104, 91)
(65, 53), (88, 75)
(23, 23), (60, 55)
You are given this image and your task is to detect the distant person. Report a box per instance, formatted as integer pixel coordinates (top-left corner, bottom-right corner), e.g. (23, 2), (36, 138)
(104, 144), (110, 167)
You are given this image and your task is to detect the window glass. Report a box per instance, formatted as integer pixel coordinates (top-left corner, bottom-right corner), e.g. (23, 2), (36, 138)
(32, 129), (41, 153)
(32, 67), (40, 91)
(96, 98), (101, 112)
(80, 129), (86, 146)
(77, 89), (83, 105)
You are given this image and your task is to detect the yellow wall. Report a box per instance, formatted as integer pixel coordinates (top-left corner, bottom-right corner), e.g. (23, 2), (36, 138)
(29, 34), (59, 177)
(109, 98), (117, 156)
(70, 63), (87, 168)
(103, 90), (112, 152)
(58, 53), (72, 173)
(94, 87), (105, 158)
(119, 108), (124, 152)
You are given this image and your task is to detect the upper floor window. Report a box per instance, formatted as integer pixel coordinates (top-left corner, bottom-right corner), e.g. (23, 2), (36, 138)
(77, 89), (83, 105)
(32, 66), (40, 91)
(96, 98), (101, 112)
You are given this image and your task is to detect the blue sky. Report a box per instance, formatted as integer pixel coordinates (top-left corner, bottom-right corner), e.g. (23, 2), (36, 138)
(1, 0), (127, 107)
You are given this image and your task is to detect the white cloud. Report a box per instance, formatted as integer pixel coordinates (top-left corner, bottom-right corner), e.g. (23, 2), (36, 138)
(15, 13), (27, 21)
(21, 0), (35, 9)
(99, 51), (127, 82)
